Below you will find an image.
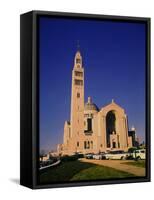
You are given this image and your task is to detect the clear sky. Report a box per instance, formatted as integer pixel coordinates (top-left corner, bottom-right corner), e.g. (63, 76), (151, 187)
(39, 16), (146, 152)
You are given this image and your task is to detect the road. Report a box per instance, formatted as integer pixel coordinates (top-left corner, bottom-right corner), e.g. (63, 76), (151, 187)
(80, 158), (145, 176)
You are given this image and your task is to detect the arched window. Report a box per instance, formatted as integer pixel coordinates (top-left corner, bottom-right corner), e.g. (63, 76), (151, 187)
(76, 58), (81, 64)
(77, 92), (80, 98)
(77, 142), (79, 147)
(84, 141), (86, 149)
(106, 111), (116, 148)
(84, 141), (91, 149)
(87, 141), (90, 149)
(87, 118), (92, 132)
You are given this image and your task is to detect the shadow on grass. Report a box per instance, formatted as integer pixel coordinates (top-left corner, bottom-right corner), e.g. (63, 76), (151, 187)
(39, 160), (134, 184)
(40, 160), (96, 183)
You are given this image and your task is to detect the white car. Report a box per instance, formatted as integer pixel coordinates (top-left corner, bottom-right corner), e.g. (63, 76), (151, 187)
(132, 149), (146, 160)
(85, 153), (94, 159)
(93, 153), (106, 160)
(105, 150), (128, 160)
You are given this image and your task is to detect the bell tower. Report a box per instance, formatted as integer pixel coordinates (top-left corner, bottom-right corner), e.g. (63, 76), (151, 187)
(70, 50), (84, 140)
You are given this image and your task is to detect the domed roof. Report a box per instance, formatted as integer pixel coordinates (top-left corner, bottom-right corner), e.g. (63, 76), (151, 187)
(84, 97), (99, 111)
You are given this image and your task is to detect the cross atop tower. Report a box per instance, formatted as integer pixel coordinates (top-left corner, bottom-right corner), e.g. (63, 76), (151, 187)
(77, 40), (80, 51)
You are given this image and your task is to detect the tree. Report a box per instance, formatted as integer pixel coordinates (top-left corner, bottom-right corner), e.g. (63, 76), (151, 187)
(128, 147), (137, 153)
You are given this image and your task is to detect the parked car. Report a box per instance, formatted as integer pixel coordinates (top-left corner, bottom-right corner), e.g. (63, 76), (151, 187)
(93, 153), (106, 160)
(85, 153), (94, 159)
(132, 149), (146, 160)
(104, 150), (128, 160)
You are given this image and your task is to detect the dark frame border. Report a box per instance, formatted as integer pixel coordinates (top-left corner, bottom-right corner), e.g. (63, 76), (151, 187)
(20, 10), (151, 189)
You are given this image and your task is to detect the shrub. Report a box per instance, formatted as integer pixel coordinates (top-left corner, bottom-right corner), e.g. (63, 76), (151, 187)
(61, 155), (78, 162)
(77, 154), (84, 158)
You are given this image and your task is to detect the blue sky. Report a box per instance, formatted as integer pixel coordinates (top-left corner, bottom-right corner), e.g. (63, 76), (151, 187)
(39, 16), (146, 152)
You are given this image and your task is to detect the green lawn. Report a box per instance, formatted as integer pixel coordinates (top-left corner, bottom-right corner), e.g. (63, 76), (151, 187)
(121, 160), (145, 168)
(40, 160), (135, 184)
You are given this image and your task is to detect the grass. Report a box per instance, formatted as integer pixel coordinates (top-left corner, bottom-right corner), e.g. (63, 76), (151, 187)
(39, 160), (135, 184)
(121, 160), (145, 168)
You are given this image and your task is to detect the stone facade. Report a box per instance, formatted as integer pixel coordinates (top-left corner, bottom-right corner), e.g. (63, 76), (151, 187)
(57, 50), (133, 155)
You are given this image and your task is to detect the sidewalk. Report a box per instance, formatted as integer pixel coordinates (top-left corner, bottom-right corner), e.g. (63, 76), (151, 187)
(81, 158), (145, 176)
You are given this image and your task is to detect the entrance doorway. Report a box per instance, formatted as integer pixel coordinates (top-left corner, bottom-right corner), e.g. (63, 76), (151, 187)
(112, 141), (116, 148)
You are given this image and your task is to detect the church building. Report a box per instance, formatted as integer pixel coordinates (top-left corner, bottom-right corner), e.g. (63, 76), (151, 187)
(57, 50), (133, 155)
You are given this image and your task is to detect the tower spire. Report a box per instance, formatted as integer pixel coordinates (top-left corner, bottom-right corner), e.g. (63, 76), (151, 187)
(74, 46), (82, 69)
(70, 44), (84, 139)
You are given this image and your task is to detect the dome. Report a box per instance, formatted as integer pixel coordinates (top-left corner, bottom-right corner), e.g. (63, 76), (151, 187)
(84, 97), (99, 111)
